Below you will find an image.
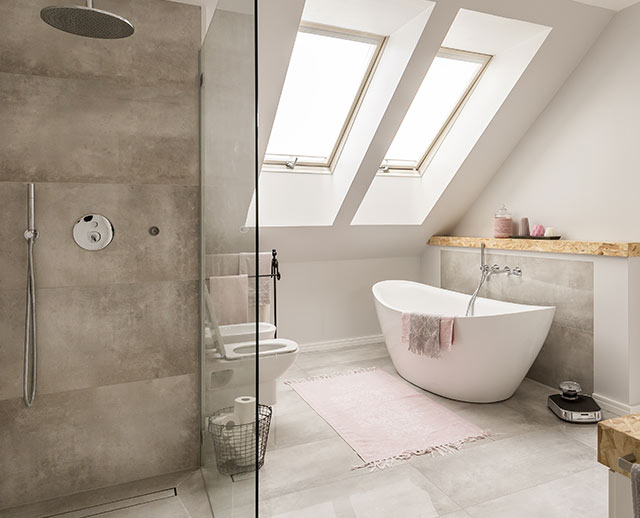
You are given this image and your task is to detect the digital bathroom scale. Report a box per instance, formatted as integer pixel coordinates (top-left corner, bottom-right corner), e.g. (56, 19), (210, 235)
(547, 381), (602, 423)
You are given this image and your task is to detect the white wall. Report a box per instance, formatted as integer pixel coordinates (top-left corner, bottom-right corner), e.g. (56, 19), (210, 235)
(453, 2), (640, 241)
(275, 257), (421, 346)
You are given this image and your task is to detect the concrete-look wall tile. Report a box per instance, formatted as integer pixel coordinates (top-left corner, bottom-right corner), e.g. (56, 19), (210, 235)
(0, 73), (198, 185)
(0, 374), (199, 510)
(0, 0), (201, 508)
(0, 182), (28, 287)
(441, 250), (594, 393)
(0, 0), (200, 86)
(441, 251), (593, 331)
(0, 280), (199, 400)
(0, 182), (199, 290)
(528, 323), (594, 393)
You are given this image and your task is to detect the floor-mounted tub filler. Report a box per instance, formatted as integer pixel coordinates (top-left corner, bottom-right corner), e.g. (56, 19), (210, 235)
(372, 280), (555, 403)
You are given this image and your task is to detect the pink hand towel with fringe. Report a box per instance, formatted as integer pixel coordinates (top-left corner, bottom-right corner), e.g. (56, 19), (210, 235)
(401, 313), (455, 358)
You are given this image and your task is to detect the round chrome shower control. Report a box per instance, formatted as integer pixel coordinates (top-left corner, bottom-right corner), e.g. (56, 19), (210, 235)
(73, 214), (114, 251)
(559, 381), (582, 400)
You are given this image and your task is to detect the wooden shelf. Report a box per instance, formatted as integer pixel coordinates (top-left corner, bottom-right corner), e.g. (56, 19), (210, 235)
(599, 414), (640, 477)
(427, 236), (640, 258)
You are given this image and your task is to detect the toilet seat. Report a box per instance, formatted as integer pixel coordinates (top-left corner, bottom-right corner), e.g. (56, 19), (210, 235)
(223, 338), (299, 361)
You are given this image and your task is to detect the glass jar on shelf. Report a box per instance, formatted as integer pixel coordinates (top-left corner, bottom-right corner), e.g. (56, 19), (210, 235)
(493, 204), (512, 238)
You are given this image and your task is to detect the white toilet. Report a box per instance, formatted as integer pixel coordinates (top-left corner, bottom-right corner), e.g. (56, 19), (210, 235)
(205, 322), (299, 406)
(218, 322), (277, 344)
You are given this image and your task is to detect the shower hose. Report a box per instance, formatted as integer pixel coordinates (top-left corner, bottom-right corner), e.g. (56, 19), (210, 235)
(23, 186), (38, 408)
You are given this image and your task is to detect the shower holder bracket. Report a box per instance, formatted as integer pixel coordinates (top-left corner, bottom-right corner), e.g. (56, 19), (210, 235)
(73, 214), (114, 251)
(24, 229), (39, 240)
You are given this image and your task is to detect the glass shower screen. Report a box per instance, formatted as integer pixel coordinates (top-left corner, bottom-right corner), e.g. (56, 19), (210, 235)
(200, 2), (259, 516)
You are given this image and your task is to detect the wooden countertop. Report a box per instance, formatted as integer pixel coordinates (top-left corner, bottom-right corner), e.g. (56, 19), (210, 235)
(598, 414), (640, 477)
(427, 236), (640, 258)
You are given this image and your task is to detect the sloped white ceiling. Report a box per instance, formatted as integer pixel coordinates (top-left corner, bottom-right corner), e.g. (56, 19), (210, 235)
(258, 0), (614, 261)
(181, 0), (637, 12)
(302, 0), (429, 34)
(352, 10), (551, 226)
(254, 1), (436, 227)
(184, 0), (615, 261)
(573, 0), (638, 10)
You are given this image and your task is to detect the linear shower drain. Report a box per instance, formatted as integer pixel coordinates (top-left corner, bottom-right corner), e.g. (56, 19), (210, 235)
(44, 488), (177, 518)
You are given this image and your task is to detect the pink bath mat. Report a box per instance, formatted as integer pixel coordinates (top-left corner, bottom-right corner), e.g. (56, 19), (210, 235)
(285, 368), (488, 470)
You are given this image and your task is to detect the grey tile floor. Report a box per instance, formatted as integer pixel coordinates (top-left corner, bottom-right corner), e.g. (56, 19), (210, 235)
(4, 342), (611, 518)
(1, 469), (212, 518)
(258, 342), (612, 518)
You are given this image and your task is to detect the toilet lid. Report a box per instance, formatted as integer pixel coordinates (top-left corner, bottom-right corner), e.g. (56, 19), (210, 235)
(223, 338), (299, 360)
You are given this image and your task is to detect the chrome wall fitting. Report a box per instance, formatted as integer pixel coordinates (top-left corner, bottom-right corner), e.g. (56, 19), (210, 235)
(465, 243), (523, 316)
(73, 214), (114, 250)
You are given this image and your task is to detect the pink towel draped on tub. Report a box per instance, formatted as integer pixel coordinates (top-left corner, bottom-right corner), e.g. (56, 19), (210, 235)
(440, 316), (455, 350)
(401, 313), (455, 358)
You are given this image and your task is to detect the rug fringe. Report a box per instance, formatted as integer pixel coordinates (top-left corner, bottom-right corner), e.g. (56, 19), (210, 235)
(284, 367), (377, 385)
(351, 431), (491, 472)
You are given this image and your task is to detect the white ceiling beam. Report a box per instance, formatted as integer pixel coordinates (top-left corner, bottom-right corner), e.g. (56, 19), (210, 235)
(332, 1), (460, 226)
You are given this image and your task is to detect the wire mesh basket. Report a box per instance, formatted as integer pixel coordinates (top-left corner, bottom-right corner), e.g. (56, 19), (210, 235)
(207, 404), (272, 476)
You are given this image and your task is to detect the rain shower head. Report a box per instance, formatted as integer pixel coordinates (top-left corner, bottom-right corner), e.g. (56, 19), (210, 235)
(40, 0), (134, 39)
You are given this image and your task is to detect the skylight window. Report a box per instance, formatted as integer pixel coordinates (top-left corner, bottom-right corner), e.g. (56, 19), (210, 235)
(379, 48), (491, 175)
(264, 25), (384, 171)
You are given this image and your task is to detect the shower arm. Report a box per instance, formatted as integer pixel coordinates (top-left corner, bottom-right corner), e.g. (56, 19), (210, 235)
(28, 184), (35, 230)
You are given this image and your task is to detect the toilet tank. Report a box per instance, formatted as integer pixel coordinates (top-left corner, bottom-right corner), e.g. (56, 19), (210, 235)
(218, 322), (276, 344)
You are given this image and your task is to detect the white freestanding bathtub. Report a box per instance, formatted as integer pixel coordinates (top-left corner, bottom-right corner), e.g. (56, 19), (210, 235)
(372, 280), (555, 403)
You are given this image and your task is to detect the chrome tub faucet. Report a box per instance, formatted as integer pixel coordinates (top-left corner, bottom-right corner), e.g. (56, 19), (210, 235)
(465, 243), (522, 317)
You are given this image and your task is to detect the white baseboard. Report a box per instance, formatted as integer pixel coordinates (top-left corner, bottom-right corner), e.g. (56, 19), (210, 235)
(301, 334), (385, 353)
(592, 393), (640, 416)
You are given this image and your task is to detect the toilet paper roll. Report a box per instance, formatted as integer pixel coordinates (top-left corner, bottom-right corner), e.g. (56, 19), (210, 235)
(234, 396), (256, 425)
(211, 413), (237, 429)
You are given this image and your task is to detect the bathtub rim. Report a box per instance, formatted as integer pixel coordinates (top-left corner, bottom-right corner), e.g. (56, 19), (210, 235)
(372, 279), (555, 319)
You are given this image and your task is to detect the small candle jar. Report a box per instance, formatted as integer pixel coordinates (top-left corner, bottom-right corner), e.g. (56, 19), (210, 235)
(493, 204), (512, 238)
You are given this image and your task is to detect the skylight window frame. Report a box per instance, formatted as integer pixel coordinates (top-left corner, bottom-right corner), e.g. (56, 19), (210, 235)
(263, 23), (386, 174)
(378, 47), (492, 177)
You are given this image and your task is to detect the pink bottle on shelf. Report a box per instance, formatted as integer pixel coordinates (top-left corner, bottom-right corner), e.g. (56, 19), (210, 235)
(493, 205), (512, 238)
